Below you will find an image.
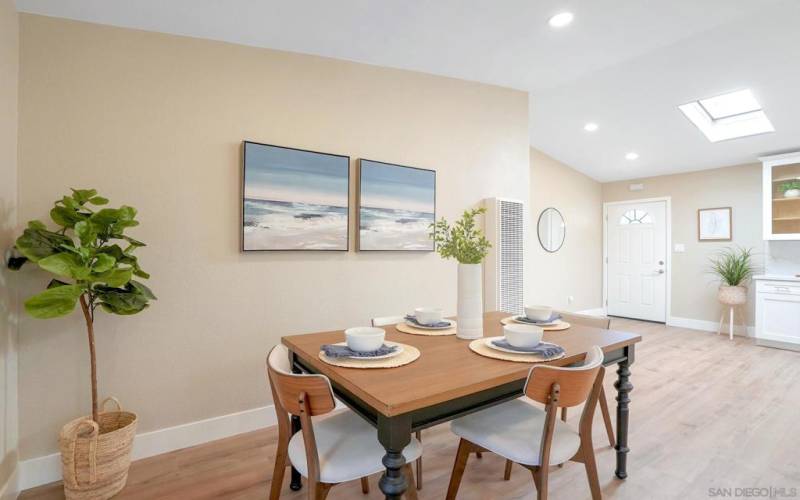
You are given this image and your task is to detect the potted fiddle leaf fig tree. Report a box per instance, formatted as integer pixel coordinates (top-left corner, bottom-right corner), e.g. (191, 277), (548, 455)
(13, 188), (155, 500)
(430, 207), (491, 340)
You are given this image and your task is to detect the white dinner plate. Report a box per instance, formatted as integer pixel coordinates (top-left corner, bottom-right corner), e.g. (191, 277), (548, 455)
(510, 315), (562, 327)
(404, 319), (455, 330)
(483, 336), (560, 356)
(328, 342), (405, 360)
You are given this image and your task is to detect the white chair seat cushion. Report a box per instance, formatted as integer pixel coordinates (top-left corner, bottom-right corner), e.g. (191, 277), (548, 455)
(450, 399), (580, 466)
(288, 410), (422, 484)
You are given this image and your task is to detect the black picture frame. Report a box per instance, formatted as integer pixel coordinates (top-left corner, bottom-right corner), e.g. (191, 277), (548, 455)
(356, 158), (436, 252)
(241, 141), (351, 252)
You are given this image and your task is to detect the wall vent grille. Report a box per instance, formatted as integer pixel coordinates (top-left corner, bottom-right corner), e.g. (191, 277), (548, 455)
(498, 199), (524, 314)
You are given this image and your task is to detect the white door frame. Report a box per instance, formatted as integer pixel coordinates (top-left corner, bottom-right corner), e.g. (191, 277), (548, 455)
(603, 196), (672, 322)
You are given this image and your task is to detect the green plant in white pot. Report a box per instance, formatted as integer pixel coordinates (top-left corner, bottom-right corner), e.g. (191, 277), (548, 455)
(709, 247), (755, 306)
(430, 207), (491, 339)
(780, 180), (800, 198)
(13, 188), (155, 500)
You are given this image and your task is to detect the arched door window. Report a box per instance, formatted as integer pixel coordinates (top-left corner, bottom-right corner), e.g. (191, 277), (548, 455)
(619, 209), (652, 225)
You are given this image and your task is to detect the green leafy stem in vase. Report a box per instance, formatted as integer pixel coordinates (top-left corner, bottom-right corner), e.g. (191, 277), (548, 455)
(13, 188), (156, 422)
(429, 207), (491, 264)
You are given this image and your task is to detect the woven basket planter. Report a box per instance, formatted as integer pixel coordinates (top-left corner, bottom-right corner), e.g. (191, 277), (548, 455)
(718, 285), (747, 306)
(58, 397), (137, 500)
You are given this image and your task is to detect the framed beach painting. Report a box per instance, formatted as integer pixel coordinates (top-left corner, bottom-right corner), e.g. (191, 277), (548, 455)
(242, 141), (350, 251)
(697, 207), (732, 241)
(357, 159), (436, 251)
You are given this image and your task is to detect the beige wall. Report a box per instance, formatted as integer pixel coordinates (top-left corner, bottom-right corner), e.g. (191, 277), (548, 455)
(0, 0), (19, 493)
(16, 15), (530, 460)
(529, 149), (603, 312)
(603, 163), (763, 325)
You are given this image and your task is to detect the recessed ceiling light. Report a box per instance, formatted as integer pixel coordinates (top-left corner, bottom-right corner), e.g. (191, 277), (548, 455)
(678, 89), (774, 142)
(625, 152), (639, 160)
(548, 12), (574, 28)
(584, 122), (598, 132)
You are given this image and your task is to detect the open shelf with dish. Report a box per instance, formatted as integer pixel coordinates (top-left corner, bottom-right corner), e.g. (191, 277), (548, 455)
(762, 152), (800, 240)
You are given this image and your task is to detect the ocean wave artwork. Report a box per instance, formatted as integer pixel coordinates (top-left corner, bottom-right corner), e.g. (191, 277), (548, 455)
(244, 199), (348, 250)
(242, 142), (349, 251)
(358, 160), (435, 251)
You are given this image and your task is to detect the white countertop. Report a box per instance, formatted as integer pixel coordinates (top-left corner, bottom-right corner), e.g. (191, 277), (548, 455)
(753, 274), (800, 282)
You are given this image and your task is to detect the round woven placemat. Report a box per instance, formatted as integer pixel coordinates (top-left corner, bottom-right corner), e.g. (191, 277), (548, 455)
(396, 321), (457, 336)
(500, 316), (570, 331)
(318, 341), (421, 369)
(468, 338), (566, 363)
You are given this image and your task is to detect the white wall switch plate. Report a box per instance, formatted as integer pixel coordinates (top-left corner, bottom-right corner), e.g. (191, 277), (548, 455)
(674, 243), (686, 253)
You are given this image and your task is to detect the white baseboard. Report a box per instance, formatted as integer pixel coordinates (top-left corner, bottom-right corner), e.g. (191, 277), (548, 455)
(668, 316), (754, 337)
(0, 467), (19, 500)
(576, 308), (755, 337)
(575, 308), (606, 316)
(19, 404), (277, 491)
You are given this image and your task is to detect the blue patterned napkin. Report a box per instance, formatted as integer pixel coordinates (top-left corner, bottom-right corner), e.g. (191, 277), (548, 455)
(321, 344), (398, 359)
(404, 315), (452, 328)
(515, 313), (562, 325)
(491, 339), (565, 357)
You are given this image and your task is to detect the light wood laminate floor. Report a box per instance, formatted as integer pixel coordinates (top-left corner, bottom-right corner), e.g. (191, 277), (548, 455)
(21, 318), (800, 499)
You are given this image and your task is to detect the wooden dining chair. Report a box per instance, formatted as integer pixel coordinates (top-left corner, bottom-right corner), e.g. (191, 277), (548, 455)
(504, 312), (615, 481)
(371, 315), (437, 490)
(267, 344), (422, 500)
(447, 346), (605, 500)
(556, 311), (615, 448)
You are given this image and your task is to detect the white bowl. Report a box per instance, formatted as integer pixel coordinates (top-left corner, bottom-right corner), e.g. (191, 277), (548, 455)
(524, 305), (553, 322)
(345, 327), (385, 352)
(503, 324), (543, 348)
(414, 307), (443, 326)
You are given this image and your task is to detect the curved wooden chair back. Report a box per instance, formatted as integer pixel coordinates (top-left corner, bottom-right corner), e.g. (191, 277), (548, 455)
(557, 311), (611, 330)
(267, 344), (336, 417)
(523, 346), (604, 408)
(267, 345), (338, 484)
(371, 315), (405, 327)
(522, 346), (605, 469)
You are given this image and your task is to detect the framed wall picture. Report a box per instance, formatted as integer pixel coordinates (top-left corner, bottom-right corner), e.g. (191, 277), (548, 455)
(697, 207), (732, 241)
(357, 159), (436, 251)
(242, 141), (350, 251)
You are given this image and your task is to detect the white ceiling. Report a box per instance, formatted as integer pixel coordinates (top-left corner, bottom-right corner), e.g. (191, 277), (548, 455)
(16, 0), (800, 181)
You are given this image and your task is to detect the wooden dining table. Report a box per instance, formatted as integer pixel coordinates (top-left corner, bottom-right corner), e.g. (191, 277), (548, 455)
(282, 311), (642, 499)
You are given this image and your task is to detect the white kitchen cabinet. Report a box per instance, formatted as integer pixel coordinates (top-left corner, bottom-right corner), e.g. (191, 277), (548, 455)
(761, 152), (800, 240)
(755, 277), (800, 348)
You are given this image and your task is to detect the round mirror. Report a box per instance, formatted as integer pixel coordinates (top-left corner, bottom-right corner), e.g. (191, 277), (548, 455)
(537, 208), (565, 253)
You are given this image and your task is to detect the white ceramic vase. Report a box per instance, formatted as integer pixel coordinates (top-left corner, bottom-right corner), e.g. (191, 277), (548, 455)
(784, 188), (800, 198)
(457, 263), (483, 339)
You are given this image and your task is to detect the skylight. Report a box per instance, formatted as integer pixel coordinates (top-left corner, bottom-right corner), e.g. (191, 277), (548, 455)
(679, 89), (774, 142)
(698, 90), (761, 119)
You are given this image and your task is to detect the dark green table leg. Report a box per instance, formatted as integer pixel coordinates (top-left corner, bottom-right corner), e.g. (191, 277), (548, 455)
(289, 355), (303, 491)
(614, 345), (635, 479)
(377, 413), (412, 499)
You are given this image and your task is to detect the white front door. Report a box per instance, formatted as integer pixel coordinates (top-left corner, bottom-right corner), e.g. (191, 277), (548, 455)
(606, 200), (668, 322)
